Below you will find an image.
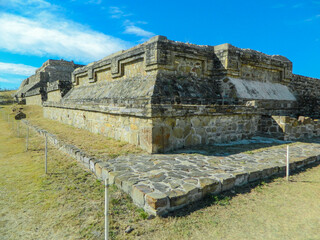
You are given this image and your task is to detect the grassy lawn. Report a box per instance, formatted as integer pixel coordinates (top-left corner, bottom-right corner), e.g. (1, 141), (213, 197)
(1, 101), (320, 239)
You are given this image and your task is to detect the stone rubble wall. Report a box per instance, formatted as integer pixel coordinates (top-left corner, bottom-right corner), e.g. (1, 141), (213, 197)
(289, 74), (320, 118)
(152, 114), (259, 153)
(259, 115), (320, 140)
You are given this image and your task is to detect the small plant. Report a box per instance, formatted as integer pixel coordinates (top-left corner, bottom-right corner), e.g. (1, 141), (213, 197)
(137, 208), (148, 220)
(210, 195), (231, 206)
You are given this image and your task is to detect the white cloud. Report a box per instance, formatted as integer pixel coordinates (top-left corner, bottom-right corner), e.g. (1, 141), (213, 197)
(0, 0), (53, 11)
(124, 25), (154, 38)
(0, 62), (37, 75)
(0, 77), (12, 83)
(0, 13), (129, 63)
(87, 0), (102, 4)
(109, 6), (132, 19)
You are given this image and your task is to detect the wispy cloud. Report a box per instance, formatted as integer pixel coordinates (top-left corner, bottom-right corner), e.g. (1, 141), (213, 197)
(0, 13), (129, 63)
(124, 25), (154, 38)
(0, 0), (52, 9)
(0, 77), (13, 83)
(0, 61), (37, 76)
(109, 6), (132, 19)
(109, 6), (154, 39)
(304, 14), (320, 22)
(87, 0), (102, 4)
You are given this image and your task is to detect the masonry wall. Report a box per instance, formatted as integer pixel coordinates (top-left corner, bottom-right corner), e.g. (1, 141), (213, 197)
(259, 115), (320, 140)
(44, 105), (261, 153)
(25, 95), (42, 106)
(289, 74), (320, 118)
(47, 90), (62, 102)
(152, 114), (260, 152)
(44, 107), (153, 152)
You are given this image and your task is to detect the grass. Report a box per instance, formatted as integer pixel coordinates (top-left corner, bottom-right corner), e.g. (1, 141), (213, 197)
(1, 103), (320, 239)
(0, 112), (151, 239)
(2, 104), (143, 160)
(0, 90), (15, 105)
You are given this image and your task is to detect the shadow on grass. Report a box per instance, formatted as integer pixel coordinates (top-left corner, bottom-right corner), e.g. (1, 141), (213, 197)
(164, 160), (320, 218)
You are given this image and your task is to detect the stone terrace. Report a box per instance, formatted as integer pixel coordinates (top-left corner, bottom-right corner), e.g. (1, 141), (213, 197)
(99, 139), (320, 215)
(23, 119), (320, 216)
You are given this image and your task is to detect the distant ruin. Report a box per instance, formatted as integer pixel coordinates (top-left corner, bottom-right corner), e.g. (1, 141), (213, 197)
(16, 36), (320, 153)
(14, 59), (83, 105)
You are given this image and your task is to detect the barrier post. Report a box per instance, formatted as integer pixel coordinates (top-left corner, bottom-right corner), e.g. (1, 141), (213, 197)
(105, 178), (109, 240)
(45, 135), (48, 174)
(286, 145), (290, 181)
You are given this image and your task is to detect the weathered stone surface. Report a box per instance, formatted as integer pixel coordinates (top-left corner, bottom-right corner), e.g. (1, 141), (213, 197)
(132, 184), (154, 207)
(14, 59), (83, 105)
(37, 36), (320, 154)
(145, 192), (168, 209)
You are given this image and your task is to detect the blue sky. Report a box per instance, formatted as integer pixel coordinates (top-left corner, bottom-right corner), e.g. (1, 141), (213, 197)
(0, 0), (319, 89)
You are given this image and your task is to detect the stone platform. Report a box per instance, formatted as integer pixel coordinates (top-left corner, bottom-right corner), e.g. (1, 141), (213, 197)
(97, 138), (320, 215)
(21, 120), (320, 216)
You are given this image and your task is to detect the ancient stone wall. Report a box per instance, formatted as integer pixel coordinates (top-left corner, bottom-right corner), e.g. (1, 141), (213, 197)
(42, 36), (320, 153)
(259, 115), (320, 140)
(25, 95), (42, 106)
(213, 43), (293, 83)
(288, 74), (320, 118)
(43, 106), (153, 152)
(152, 114), (259, 152)
(47, 91), (62, 102)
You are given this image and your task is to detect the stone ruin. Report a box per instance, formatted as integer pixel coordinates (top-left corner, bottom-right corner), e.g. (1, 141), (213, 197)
(35, 35), (320, 153)
(13, 36), (320, 215)
(14, 59), (83, 105)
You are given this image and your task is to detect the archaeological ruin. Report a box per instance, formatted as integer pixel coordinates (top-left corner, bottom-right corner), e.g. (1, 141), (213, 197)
(21, 35), (318, 153)
(13, 35), (320, 215)
(14, 59), (83, 105)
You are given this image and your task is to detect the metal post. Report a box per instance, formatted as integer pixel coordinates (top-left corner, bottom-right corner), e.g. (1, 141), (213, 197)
(17, 121), (20, 137)
(105, 178), (109, 240)
(45, 135), (48, 174)
(286, 145), (290, 181)
(26, 126), (29, 151)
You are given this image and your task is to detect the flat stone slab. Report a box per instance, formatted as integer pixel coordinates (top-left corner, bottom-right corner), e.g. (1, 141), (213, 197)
(92, 137), (320, 215)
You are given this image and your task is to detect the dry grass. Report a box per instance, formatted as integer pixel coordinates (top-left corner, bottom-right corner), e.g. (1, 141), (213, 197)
(0, 113), (152, 239)
(5, 104), (144, 160)
(0, 91), (15, 104)
(1, 104), (320, 239)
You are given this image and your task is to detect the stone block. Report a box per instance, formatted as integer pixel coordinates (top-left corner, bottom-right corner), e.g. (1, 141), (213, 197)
(199, 178), (221, 196)
(145, 192), (169, 209)
(248, 170), (261, 182)
(132, 184), (154, 207)
(168, 189), (188, 207)
(234, 172), (249, 186)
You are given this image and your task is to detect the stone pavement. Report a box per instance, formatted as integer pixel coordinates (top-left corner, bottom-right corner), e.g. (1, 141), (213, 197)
(96, 138), (320, 216)
(21, 120), (320, 216)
